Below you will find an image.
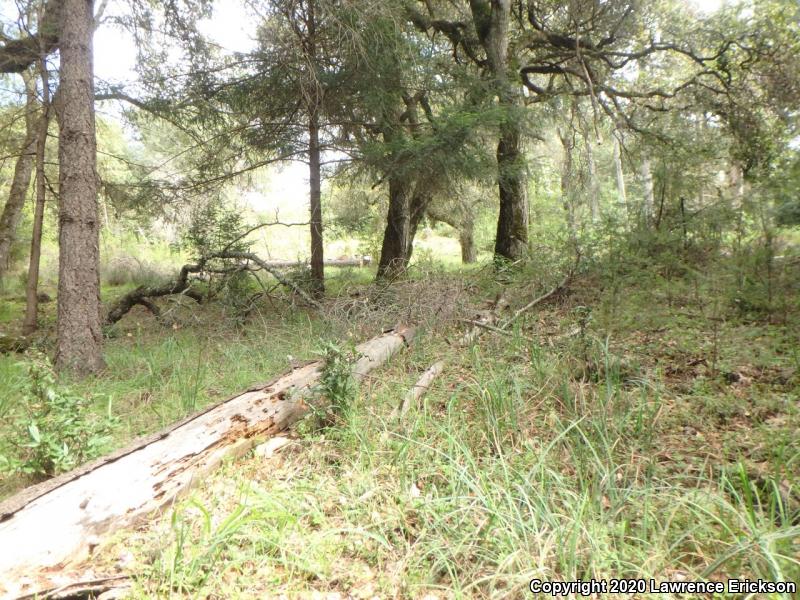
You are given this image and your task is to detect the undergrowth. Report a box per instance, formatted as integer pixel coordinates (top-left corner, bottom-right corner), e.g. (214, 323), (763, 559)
(1, 245), (798, 598)
(82, 252), (800, 599)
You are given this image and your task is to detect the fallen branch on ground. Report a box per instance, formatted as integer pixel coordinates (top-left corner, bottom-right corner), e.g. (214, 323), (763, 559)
(105, 250), (326, 326)
(392, 361), (445, 419)
(16, 576), (131, 600)
(259, 257), (372, 269)
(458, 292), (509, 345)
(461, 319), (536, 343)
(502, 255), (580, 329)
(0, 326), (414, 598)
(105, 258), (207, 326)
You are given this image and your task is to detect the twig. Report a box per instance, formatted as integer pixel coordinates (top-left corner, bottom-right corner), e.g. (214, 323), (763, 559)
(17, 575), (131, 600)
(214, 251), (322, 309)
(502, 255), (580, 328)
(461, 319), (535, 342)
(392, 361), (445, 419)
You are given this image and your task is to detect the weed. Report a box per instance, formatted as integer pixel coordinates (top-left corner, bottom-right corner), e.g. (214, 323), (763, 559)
(0, 354), (117, 478)
(308, 340), (360, 429)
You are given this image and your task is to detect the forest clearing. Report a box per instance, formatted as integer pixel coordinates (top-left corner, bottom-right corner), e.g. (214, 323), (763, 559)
(0, 0), (798, 598)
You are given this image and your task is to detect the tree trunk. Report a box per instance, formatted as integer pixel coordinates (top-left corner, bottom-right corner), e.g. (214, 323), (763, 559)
(494, 120), (528, 260)
(584, 128), (600, 223)
(55, 0), (104, 374)
(377, 176), (411, 279)
(641, 157), (655, 226)
(612, 134), (627, 211)
(22, 60), (51, 336)
(0, 72), (37, 286)
(308, 111), (324, 296)
(404, 185), (433, 266)
(469, 0), (528, 262)
(558, 129), (579, 252)
(427, 202), (477, 264)
(459, 218), (477, 263)
(0, 327), (413, 598)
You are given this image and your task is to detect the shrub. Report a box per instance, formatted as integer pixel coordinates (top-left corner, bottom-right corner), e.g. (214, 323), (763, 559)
(0, 355), (118, 478)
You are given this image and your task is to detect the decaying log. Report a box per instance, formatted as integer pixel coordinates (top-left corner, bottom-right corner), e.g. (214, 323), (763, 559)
(392, 361), (444, 419)
(0, 326), (413, 599)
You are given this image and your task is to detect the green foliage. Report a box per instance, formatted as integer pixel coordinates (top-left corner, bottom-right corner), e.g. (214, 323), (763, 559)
(312, 340), (360, 427)
(182, 201), (250, 258)
(0, 355), (117, 478)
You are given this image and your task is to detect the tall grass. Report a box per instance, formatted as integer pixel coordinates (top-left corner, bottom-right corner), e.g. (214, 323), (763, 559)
(129, 325), (798, 598)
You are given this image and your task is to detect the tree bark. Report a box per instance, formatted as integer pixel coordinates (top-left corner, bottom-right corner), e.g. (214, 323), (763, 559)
(641, 157), (655, 226)
(612, 134), (627, 211)
(469, 0), (528, 261)
(308, 111), (324, 296)
(494, 119), (528, 261)
(404, 185), (434, 265)
(377, 176), (412, 279)
(584, 128), (600, 223)
(0, 327), (413, 598)
(22, 60), (51, 336)
(304, 0), (324, 297)
(0, 72), (37, 286)
(558, 128), (579, 252)
(55, 0), (104, 374)
(459, 216), (477, 263)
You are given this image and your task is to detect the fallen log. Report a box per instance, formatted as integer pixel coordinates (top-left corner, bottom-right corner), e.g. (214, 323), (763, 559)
(0, 326), (413, 599)
(262, 257), (372, 269)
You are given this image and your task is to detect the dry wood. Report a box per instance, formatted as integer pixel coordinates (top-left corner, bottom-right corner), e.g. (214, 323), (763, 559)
(16, 576), (130, 600)
(461, 319), (536, 342)
(261, 257), (371, 269)
(104, 250), (335, 326)
(502, 256), (579, 329)
(392, 361), (444, 419)
(0, 326), (413, 599)
(458, 292), (509, 345)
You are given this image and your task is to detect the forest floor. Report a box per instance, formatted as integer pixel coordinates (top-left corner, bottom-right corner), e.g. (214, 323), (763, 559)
(0, 249), (799, 598)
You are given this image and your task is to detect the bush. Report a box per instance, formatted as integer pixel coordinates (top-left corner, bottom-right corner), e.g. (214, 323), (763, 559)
(0, 355), (118, 478)
(102, 256), (168, 288)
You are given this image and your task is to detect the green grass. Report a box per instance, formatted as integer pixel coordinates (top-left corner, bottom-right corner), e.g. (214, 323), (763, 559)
(104, 316), (798, 598)
(1, 249), (799, 598)
(71, 256), (797, 599)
